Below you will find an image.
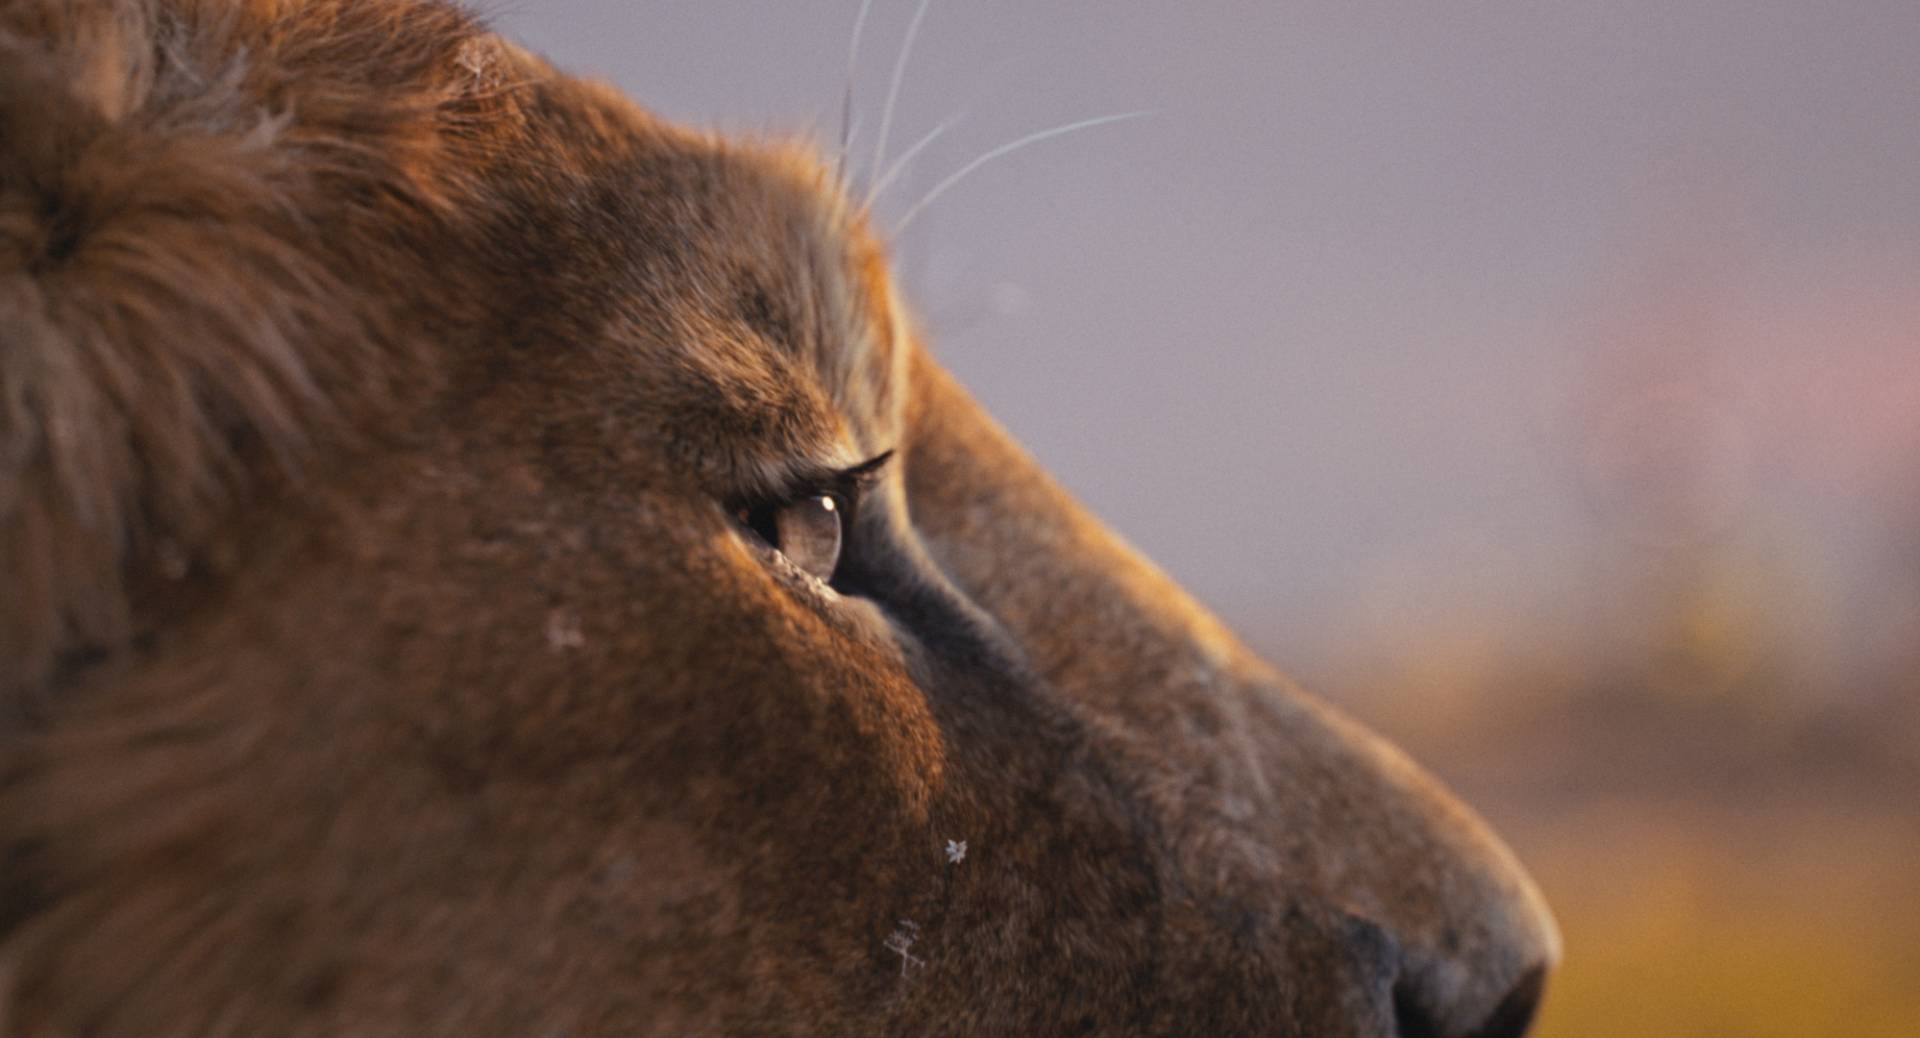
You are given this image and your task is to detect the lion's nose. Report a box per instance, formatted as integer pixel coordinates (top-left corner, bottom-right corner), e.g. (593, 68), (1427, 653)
(1367, 825), (1556, 1038)
(1383, 794), (1557, 1038)
(1212, 689), (1559, 1037)
(1318, 709), (1560, 1038)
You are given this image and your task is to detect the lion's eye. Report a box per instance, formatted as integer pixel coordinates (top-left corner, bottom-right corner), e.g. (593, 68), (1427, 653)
(776, 495), (843, 581)
(741, 494), (844, 582)
(734, 451), (890, 587)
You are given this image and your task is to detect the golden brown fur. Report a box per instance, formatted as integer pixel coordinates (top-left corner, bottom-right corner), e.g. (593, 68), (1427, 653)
(0, 2), (1556, 1034)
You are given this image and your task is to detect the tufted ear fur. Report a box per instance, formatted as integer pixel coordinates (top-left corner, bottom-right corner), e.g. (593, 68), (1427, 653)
(0, 0), (519, 700)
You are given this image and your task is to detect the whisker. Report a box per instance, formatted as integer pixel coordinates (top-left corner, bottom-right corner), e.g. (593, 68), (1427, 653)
(843, 114), (865, 169)
(894, 110), (1152, 234)
(836, 0), (876, 183)
(866, 114), (961, 209)
(871, 0), (934, 184)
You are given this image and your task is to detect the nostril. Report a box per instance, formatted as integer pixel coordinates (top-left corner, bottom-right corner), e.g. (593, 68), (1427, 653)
(1466, 965), (1546, 1038)
(1393, 964), (1547, 1038)
(1391, 981), (1442, 1038)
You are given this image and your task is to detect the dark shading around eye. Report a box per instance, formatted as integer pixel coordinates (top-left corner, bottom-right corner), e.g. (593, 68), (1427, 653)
(737, 502), (781, 549)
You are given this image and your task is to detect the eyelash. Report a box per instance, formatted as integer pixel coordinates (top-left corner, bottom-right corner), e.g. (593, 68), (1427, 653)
(735, 491), (848, 547)
(736, 450), (893, 522)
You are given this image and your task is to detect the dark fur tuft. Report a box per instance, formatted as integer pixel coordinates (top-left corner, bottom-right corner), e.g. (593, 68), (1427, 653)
(0, 0), (511, 698)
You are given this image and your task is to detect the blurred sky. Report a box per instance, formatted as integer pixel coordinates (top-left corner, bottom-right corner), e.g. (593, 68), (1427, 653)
(493, 1), (1920, 698)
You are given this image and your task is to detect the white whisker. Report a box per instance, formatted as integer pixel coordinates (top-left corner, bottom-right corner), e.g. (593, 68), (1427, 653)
(843, 114), (864, 166)
(836, 0), (876, 182)
(866, 114), (960, 209)
(894, 110), (1152, 234)
(871, 0), (934, 184)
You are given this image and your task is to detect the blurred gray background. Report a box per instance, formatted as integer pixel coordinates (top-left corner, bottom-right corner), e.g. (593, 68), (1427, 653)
(490, 5), (1920, 1032)
(494, 1), (1920, 709)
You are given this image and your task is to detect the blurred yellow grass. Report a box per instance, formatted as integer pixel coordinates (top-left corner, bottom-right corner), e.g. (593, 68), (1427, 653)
(1537, 903), (1920, 1037)
(1513, 805), (1920, 1037)
(1318, 536), (1920, 1037)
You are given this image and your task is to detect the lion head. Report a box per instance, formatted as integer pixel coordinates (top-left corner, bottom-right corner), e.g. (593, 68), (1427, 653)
(0, 1), (1556, 1034)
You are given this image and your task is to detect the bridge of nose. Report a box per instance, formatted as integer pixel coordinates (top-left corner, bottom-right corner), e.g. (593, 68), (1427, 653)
(1055, 653), (1558, 1029)
(903, 355), (1555, 1032)
(1059, 663), (1558, 1035)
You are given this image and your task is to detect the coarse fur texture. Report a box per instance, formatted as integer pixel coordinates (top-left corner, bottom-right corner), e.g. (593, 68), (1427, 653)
(0, 2), (1558, 1035)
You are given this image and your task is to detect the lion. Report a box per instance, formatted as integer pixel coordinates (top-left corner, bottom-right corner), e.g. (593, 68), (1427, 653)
(0, 1), (1557, 1034)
